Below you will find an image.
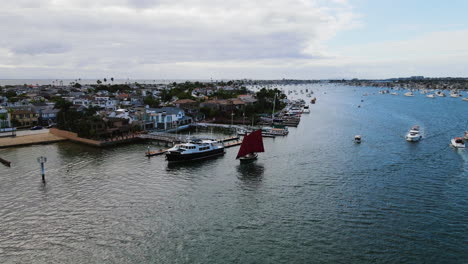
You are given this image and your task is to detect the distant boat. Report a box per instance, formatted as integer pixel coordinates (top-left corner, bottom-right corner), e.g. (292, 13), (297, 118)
(390, 92), (398, 95)
(236, 130), (265, 163)
(436, 91), (446, 97)
(426, 94), (436, 98)
(462, 98), (468, 101)
(354, 135), (361, 144)
(302, 105), (310, 113)
(406, 125), (422, 142)
(450, 137), (465, 148)
(404, 92), (414, 97)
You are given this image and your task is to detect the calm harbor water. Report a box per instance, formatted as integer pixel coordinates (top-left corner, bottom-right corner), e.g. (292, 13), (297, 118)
(1, 84), (467, 263)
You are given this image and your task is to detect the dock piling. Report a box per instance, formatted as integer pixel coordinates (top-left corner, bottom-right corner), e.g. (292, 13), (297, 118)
(37, 156), (47, 184)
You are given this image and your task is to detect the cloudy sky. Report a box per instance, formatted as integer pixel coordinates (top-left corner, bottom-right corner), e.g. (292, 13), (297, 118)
(1, 0), (468, 79)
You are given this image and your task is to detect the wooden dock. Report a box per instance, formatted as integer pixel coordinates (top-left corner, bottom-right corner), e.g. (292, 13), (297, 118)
(0, 157), (11, 167)
(145, 149), (167, 157)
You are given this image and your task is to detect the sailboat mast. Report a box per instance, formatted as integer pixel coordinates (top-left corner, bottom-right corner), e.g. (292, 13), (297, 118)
(271, 92), (277, 124)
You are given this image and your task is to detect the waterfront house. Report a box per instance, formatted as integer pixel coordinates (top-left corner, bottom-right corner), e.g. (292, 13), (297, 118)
(37, 107), (59, 126)
(237, 94), (257, 105)
(10, 109), (39, 127)
(174, 99), (198, 115)
(0, 107), (11, 129)
(200, 99), (245, 113)
(144, 107), (192, 130)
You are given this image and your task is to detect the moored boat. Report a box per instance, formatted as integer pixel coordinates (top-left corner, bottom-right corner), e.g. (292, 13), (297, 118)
(354, 135), (361, 144)
(404, 92), (414, 97)
(450, 137), (465, 148)
(302, 105), (310, 113)
(237, 130), (265, 163)
(165, 138), (225, 162)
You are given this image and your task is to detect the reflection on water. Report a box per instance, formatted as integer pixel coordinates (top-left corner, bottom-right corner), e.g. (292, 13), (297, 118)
(166, 154), (225, 171)
(236, 162), (264, 181)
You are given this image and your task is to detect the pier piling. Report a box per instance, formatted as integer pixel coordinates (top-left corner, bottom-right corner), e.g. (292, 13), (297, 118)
(37, 156), (47, 184)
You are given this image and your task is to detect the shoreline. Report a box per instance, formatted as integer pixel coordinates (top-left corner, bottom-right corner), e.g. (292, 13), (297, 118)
(0, 132), (67, 149)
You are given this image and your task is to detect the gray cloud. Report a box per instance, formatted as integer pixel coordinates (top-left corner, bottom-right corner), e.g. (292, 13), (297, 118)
(11, 42), (71, 55)
(0, 0), (357, 78)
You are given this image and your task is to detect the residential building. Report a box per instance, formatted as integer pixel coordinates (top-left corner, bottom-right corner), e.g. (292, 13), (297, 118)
(0, 107), (11, 129)
(10, 109), (39, 127)
(144, 107), (192, 130)
(174, 99), (198, 114)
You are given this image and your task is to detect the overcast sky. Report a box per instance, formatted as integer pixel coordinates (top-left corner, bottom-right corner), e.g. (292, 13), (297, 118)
(1, 0), (468, 79)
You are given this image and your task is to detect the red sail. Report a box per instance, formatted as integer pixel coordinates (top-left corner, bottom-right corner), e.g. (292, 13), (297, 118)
(236, 130), (264, 159)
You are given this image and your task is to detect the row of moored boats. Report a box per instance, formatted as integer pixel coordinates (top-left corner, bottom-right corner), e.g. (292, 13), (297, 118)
(354, 126), (466, 148)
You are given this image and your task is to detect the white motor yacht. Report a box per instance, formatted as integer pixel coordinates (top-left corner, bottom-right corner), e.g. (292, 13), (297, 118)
(405, 125), (422, 142)
(450, 137), (465, 148)
(165, 138), (225, 162)
(404, 92), (414, 97)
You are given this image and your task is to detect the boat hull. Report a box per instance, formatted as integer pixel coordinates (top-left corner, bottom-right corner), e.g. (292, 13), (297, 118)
(406, 135), (422, 142)
(239, 153), (258, 163)
(450, 139), (465, 148)
(166, 148), (225, 162)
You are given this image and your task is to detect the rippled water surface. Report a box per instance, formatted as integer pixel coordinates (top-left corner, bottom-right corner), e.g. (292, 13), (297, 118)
(1, 85), (467, 263)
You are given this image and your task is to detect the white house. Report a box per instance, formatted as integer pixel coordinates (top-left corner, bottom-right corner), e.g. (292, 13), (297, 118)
(144, 107), (190, 130)
(73, 98), (91, 108)
(92, 96), (117, 110)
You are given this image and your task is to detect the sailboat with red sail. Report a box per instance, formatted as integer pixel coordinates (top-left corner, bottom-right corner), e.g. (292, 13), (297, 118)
(236, 130), (265, 163)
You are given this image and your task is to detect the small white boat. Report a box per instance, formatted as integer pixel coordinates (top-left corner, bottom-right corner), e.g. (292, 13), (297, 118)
(390, 92), (398, 95)
(426, 94), (435, 98)
(462, 98), (468, 101)
(404, 92), (414, 97)
(354, 135), (361, 144)
(450, 137), (465, 148)
(406, 125), (422, 142)
(464, 131), (468, 140)
(302, 105), (310, 113)
(436, 91), (446, 97)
